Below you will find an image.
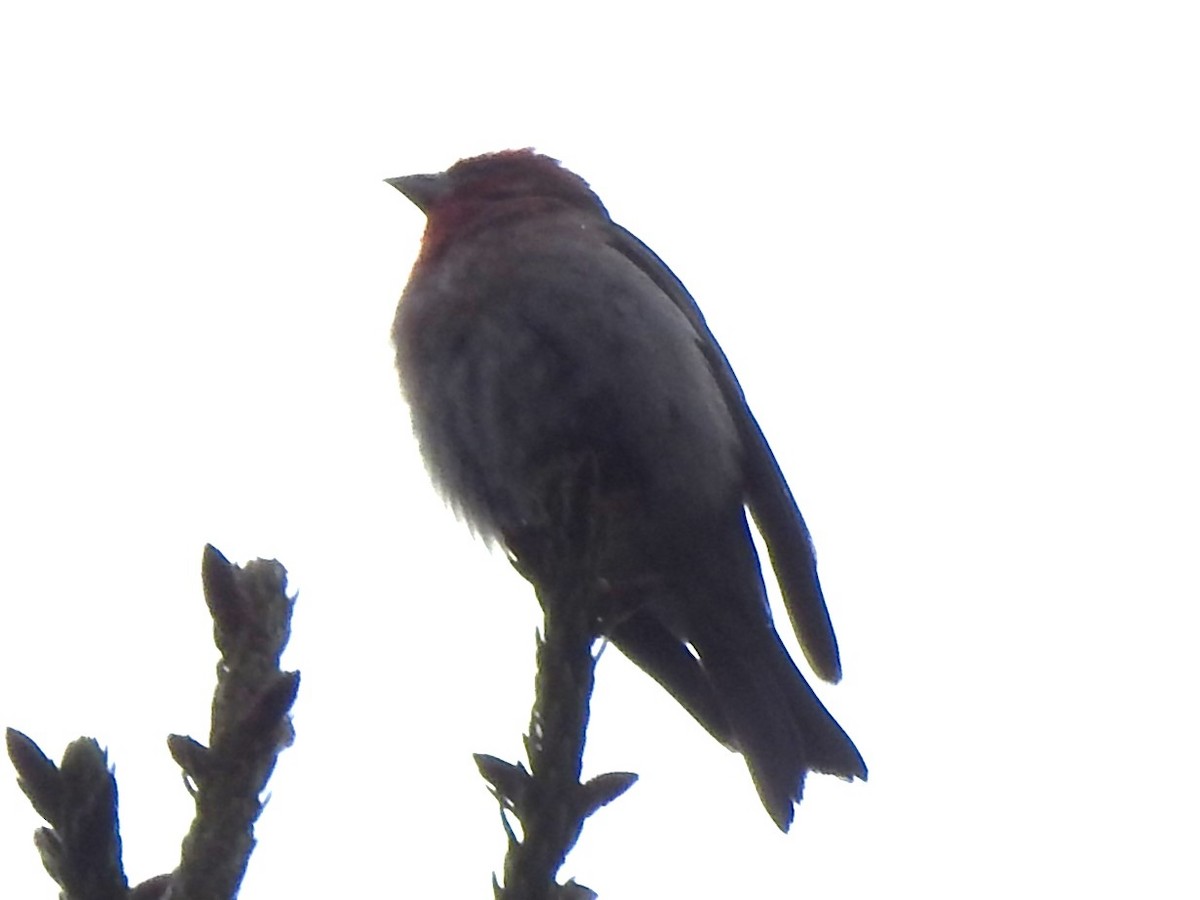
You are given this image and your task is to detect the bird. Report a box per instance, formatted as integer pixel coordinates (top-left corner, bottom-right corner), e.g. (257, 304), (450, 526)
(386, 149), (866, 830)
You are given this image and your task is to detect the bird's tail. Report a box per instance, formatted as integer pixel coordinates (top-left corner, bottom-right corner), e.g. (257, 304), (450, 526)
(679, 511), (866, 831)
(697, 627), (867, 830)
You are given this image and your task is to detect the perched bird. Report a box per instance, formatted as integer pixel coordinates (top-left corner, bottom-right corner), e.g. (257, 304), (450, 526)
(387, 150), (866, 830)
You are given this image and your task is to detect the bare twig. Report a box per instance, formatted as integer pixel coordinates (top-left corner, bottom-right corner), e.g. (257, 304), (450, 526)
(6, 545), (299, 900)
(6, 729), (127, 900)
(479, 463), (638, 899)
(167, 545), (299, 900)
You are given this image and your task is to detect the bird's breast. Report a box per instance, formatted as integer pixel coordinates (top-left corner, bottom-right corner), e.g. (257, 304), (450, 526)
(394, 221), (743, 539)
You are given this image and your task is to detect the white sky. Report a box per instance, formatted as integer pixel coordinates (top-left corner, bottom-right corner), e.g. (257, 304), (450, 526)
(1, 2), (1197, 897)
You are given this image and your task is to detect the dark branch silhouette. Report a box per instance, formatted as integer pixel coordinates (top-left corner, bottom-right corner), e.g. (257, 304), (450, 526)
(477, 461), (638, 899)
(7, 545), (298, 900)
(6, 730), (127, 900)
(9, 504), (634, 899)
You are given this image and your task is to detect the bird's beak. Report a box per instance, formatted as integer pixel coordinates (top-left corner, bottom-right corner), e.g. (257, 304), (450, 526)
(384, 173), (448, 214)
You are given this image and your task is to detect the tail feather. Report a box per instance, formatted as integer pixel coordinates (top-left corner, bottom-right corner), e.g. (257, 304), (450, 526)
(741, 408), (843, 684)
(698, 629), (866, 831)
(609, 507), (864, 829)
(677, 510), (865, 830)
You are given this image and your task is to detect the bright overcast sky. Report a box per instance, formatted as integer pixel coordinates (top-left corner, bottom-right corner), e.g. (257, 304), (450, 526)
(2, 3), (1197, 898)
